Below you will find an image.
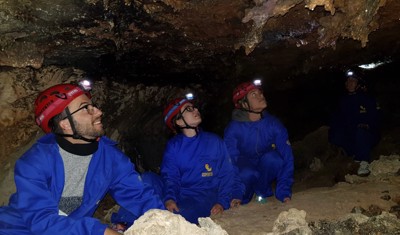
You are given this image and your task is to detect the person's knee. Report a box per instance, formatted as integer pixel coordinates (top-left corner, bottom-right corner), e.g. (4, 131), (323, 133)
(239, 167), (259, 183)
(260, 151), (283, 168)
(178, 199), (213, 224)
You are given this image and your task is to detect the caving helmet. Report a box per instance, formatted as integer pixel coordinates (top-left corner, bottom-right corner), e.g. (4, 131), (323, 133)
(345, 69), (366, 90)
(163, 93), (194, 132)
(34, 80), (92, 133)
(232, 79), (262, 108)
(346, 69), (361, 81)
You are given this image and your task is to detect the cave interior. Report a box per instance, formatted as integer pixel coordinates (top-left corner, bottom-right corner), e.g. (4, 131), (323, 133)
(1, 0), (400, 219)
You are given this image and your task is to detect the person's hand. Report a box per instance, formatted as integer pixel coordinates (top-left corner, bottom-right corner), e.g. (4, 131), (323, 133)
(104, 227), (123, 235)
(110, 223), (127, 233)
(210, 203), (224, 215)
(230, 199), (241, 208)
(283, 197), (291, 203)
(165, 199), (179, 213)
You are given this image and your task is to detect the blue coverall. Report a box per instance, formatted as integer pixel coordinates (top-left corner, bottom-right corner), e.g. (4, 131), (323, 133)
(161, 130), (236, 224)
(224, 110), (294, 204)
(0, 134), (164, 235)
(329, 91), (381, 162)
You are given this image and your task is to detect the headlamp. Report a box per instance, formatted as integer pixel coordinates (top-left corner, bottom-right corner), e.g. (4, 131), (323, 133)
(78, 79), (92, 91)
(185, 92), (194, 100)
(346, 70), (354, 77)
(253, 79), (262, 86)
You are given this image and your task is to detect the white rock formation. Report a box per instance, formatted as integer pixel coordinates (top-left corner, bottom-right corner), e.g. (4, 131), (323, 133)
(369, 155), (400, 177)
(124, 209), (228, 235)
(268, 208), (312, 235)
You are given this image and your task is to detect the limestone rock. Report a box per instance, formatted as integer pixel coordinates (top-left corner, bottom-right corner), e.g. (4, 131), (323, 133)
(124, 209), (228, 235)
(269, 208), (312, 235)
(369, 155), (400, 177)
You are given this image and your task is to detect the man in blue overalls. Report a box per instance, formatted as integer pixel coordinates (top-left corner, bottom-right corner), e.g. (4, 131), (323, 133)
(224, 79), (294, 204)
(329, 70), (381, 176)
(0, 81), (164, 235)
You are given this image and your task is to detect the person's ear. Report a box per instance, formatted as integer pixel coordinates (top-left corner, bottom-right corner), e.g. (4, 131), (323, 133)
(59, 119), (72, 131)
(175, 118), (184, 127)
(240, 100), (249, 109)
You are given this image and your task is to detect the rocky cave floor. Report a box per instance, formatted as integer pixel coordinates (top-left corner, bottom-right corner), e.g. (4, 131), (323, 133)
(95, 125), (400, 234)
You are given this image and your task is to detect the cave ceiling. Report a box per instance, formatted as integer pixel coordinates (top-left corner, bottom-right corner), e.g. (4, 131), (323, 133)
(0, 0), (399, 83)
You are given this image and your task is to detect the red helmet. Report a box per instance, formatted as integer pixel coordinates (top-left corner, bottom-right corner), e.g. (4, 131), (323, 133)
(232, 79), (262, 108)
(163, 98), (191, 131)
(34, 83), (91, 133)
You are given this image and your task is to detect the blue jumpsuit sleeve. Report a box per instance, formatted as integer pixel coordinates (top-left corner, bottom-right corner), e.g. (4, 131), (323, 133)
(13, 150), (108, 235)
(223, 122), (241, 164)
(214, 140), (236, 209)
(271, 120), (294, 201)
(223, 123), (246, 200)
(108, 149), (165, 218)
(160, 140), (181, 203)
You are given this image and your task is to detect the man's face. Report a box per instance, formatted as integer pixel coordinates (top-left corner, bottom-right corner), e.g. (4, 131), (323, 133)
(65, 94), (104, 140)
(176, 102), (202, 128)
(245, 88), (267, 112)
(345, 77), (358, 93)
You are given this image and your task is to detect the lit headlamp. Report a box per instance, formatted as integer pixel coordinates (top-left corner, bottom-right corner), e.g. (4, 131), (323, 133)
(185, 92), (194, 100)
(253, 79), (262, 86)
(163, 93), (195, 124)
(346, 70), (354, 77)
(78, 79), (92, 92)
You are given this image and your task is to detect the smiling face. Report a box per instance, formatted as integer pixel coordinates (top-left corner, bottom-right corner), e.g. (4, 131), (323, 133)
(60, 94), (104, 143)
(175, 102), (202, 128)
(244, 88), (267, 112)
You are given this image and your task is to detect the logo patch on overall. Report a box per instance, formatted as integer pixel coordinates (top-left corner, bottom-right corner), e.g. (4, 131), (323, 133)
(202, 163), (213, 177)
(360, 105), (367, 113)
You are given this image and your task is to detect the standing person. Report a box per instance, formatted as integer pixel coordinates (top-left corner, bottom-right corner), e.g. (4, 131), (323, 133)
(224, 79), (294, 204)
(329, 69), (381, 176)
(160, 93), (241, 224)
(0, 81), (164, 235)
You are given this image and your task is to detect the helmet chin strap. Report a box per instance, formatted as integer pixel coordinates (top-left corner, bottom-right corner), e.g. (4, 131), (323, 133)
(241, 99), (265, 116)
(177, 117), (198, 133)
(57, 107), (98, 143)
(56, 133), (98, 143)
(240, 107), (264, 115)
